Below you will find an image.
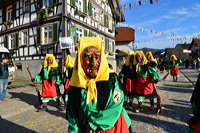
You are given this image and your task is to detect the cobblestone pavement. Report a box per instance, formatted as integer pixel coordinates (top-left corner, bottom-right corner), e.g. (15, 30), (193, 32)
(0, 68), (198, 133)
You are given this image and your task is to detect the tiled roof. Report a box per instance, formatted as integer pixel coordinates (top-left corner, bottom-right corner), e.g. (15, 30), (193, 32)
(115, 27), (135, 42)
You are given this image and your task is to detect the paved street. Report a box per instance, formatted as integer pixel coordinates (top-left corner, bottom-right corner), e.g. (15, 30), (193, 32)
(0, 68), (199, 133)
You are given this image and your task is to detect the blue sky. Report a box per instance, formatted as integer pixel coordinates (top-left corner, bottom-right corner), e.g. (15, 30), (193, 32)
(118, 0), (200, 49)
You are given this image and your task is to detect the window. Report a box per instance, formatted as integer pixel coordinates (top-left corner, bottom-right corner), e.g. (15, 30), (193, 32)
(44, 26), (53, 44)
(109, 40), (112, 52)
(101, 37), (105, 47)
(76, 27), (83, 43)
(92, 33), (96, 37)
(24, 0), (29, 12)
(108, 19), (112, 30)
(10, 35), (15, 49)
(7, 5), (13, 21)
(99, 12), (103, 24)
(22, 31), (28, 46)
(92, 6), (96, 19)
(43, 0), (52, 8)
(15, 63), (22, 71)
(77, 0), (83, 12)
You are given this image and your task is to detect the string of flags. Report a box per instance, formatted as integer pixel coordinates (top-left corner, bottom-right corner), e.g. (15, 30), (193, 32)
(121, 0), (159, 12)
(119, 23), (187, 38)
(118, 23), (200, 44)
(134, 37), (193, 44)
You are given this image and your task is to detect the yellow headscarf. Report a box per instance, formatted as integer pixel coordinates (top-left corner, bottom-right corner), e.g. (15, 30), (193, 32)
(146, 51), (157, 64)
(70, 37), (110, 104)
(133, 51), (148, 72)
(64, 54), (74, 72)
(43, 54), (58, 74)
(125, 51), (135, 70)
(170, 54), (178, 66)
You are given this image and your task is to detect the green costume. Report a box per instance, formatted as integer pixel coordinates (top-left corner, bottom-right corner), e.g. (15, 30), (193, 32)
(67, 73), (131, 132)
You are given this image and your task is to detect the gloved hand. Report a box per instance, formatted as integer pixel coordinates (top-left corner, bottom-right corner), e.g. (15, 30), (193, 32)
(154, 79), (158, 84)
(31, 78), (35, 82)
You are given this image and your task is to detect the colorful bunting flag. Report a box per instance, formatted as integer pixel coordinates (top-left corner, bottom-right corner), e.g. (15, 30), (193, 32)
(134, 2), (137, 6)
(150, 0), (153, 4)
(139, 0), (142, 5)
(124, 5), (126, 12)
(129, 3), (132, 9)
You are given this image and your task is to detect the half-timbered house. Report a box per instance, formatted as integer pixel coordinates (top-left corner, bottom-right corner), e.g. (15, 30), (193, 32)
(0, 0), (124, 78)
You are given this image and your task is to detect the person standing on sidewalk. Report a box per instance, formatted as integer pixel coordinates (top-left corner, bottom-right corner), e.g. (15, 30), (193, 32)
(168, 55), (182, 82)
(0, 58), (9, 102)
(32, 54), (62, 111)
(187, 73), (200, 133)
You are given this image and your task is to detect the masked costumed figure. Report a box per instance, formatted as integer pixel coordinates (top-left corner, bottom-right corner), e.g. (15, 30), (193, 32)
(63, 54), (74, 108)
(33, 54), (62, 111)
(187, 73), (200, 133)
(134, 51), (160, 113)
(146, 52), (161, 110)
(67, 37), (132, 133)
(119, 51), (137, 110)
(168, 55), (182, 82)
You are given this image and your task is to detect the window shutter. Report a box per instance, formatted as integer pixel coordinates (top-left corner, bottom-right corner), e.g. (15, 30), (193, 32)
(4, 36), (8, 49)
(104, 14), (106, 26)
(105, 38), (109, 51)
(112, 41), (115, 52)
(88, 2), (92, 16)
(12, 4), (16, 20)
(84, 29), (87, 36)
(2, 7), (6, 22)
(15, 33), (19, 48)
(52, 0), (58, 7)
(112, 21), (114, 32)
(106, 15), (108, 27)
(37, 0), (42, 8)
(70, 0), (76, 7)
(53, 23), (58, 44)
(83, 0), (87, 14)
(36, 27), (41, 46)
(89, 31), (92, 37)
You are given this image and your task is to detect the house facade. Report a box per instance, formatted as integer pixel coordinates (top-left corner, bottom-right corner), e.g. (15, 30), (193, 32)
(0, 0), (124, 78)
(115, 27), (135, 72)
(172, 43), (191, 60)
(188, 38), (200, 59)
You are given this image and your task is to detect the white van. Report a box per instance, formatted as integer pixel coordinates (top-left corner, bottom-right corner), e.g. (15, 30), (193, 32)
(0, 47), (15, 84)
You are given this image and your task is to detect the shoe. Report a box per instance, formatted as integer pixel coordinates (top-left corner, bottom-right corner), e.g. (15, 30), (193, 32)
(57, 106), (65, 111)
(37, 105), (48, 112)
(156, 108), (162, 115)
(135, 108), (143, 113)
(37, 107), (48, 112)
(123, 101), (128, 109)
(150, 106), (155, 110)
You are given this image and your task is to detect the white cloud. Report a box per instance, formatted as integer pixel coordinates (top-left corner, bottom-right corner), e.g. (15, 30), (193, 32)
(164, 28), (185, 34)
(170, 8), (190, 15)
